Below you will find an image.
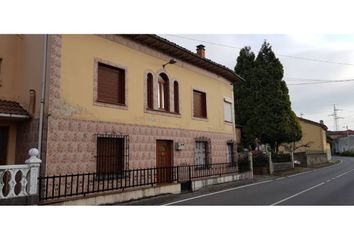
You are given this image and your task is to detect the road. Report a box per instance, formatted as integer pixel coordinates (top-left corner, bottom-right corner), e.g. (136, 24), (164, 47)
(164, 156), (354, 205)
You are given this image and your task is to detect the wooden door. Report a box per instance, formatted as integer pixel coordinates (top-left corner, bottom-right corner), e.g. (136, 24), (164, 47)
(156, 140), (173, 184)
(0, 127), (9, 165)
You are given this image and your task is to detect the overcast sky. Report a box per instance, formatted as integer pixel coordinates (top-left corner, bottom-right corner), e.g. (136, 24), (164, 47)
(162, 34), (354, 131)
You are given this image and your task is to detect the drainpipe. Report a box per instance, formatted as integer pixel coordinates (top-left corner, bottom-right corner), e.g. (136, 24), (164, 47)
(38, 35), (48, 159)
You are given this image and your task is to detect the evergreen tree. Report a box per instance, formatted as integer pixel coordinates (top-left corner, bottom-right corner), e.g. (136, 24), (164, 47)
(234, 41), (302, 151)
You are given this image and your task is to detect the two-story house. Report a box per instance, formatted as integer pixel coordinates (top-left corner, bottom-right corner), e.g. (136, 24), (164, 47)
(1, 34), (247, 204)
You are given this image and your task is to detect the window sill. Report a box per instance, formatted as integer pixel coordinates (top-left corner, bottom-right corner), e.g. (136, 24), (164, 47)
(145, 108), (181, 118)
(192, 116), (208, 122)
(94, 101), (128, 110)
(224, 121), (234, 126)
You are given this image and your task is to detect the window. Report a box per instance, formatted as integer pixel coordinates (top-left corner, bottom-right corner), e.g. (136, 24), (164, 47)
(224, 100), (233, 123)
(97, 62), (125, 105)
(193, 90), (207, 118)
(157, 73), (169, 111)
(0, 127), (9, 165)
(173, 81), (179, 113)
(0, 58), (3, 86)
(227, 143), (235, 166)
(147, 73), (153, 109)
(96, 134), (128, 177)
(195, 141), (208, 167)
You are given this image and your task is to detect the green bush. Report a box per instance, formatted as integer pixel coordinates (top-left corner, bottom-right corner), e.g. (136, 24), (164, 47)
(340, 151), (354, 157)
(253, 152), (269, 167)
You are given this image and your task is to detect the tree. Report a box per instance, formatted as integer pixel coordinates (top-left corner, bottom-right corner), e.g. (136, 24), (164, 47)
(234, 41), (302, 151)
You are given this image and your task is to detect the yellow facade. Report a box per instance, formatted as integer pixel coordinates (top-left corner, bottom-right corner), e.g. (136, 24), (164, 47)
(0, 35), (44, 118)
(59, 35), (235, 134)
(0, 35), (44, 163)
(295, 119), (328, 154)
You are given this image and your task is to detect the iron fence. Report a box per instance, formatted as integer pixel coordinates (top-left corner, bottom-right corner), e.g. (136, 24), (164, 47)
(39, 161), (251, 202)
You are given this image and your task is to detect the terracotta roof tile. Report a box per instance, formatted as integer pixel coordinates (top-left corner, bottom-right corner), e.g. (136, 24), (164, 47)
(0, 99), (30, 117)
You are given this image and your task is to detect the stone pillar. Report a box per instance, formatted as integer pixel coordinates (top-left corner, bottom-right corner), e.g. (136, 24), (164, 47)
(291, 151), (295, 168)
(25, 148), (42, 195)
(248, 151), (253, 178)
(268, 152), (274, 175)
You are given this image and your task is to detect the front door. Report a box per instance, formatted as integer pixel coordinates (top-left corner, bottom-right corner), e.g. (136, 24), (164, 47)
(0, 126), (9, 165)
(156, 140), (173, 184)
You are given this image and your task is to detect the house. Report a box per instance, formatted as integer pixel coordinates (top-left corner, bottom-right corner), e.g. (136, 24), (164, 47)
(327, 130), (354, 154)
(288, 117), (331, 166)
(1, 35), (250, 204)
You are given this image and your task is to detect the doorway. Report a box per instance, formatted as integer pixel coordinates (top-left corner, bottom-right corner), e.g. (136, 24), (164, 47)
(156, 140), (173, 184)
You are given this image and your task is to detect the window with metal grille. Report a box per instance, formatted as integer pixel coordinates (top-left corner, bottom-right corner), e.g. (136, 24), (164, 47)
(0, 126), (9, 165)
(97, 62), (125, 105)
(96, 134), (129, 177)
(195, 141), (208, 167)
(174, 81), (179, 113)
(227, 143), (235, 166)
(147, 73), (154, 109)
(193, 90), (207, 118)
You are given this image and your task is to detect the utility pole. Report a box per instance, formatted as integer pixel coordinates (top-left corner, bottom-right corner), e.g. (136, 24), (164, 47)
(329, 104), (343, 131)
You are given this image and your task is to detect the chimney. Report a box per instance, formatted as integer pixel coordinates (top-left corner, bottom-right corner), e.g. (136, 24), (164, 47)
(320, 120), (324, 125)
(196, 44), (205, 58)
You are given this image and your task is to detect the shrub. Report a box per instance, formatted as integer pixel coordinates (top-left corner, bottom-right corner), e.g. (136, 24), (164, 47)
(340, 151), (354, 157)
(253, 152), (269, 167)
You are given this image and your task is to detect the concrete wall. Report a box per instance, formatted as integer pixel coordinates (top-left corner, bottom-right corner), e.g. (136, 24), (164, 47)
(333, 136), (354, 153)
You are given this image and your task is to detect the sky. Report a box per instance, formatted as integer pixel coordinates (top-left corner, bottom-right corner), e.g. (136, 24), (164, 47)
(161, 34), (354, 131)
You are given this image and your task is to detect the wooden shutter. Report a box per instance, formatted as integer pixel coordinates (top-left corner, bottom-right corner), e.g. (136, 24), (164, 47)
(97, 63), (125, 105)
(224, 100), (232, 122)
(174, 81), (179, 113)
(147, 74), (153, 109)
(164, 80), (169, 111)
(193, 90), (207, 118)
(0, 127), (9, 165)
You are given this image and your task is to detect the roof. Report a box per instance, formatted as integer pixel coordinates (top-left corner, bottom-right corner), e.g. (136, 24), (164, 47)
(328, 130), (354, 140)
(0, 99), (30, 119)
(120, 34), (244, 84)
(298, 117), (328, 131)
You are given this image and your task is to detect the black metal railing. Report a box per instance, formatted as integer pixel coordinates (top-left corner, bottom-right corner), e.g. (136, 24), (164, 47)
(39, 161), (251, 202)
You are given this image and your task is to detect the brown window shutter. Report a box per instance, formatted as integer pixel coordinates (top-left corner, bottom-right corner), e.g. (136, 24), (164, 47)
(97, 136), (125, 176)
(97, 63), (125, 105)
(193, 90), (206, 118)
(147, 73), (153, 109)
(174, 81), (179, 113)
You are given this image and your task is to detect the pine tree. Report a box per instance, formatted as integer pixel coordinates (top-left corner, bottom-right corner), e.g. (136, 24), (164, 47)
(234, 41), (302, 151)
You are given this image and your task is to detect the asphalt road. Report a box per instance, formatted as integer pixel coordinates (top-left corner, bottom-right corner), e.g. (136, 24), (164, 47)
(164, 156), (354, 205)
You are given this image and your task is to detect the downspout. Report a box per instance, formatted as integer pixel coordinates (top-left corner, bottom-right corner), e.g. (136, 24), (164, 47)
(38, 35), (48, 159)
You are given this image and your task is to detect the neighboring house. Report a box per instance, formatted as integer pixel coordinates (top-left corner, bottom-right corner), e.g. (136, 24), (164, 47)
(0, 35), (44, 166)
(1, 35), (248, 204)
(328, 130), (354, 154)
(280, 117), (331, 166)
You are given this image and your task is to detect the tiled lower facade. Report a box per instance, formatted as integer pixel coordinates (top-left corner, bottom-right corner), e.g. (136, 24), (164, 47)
(45, 117), (237, 175)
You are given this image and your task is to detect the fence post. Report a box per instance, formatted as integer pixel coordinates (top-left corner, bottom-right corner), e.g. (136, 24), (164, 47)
(268, 152), (274, 175)
(248, 151), (253, 177)
(24, 148), (42, 196)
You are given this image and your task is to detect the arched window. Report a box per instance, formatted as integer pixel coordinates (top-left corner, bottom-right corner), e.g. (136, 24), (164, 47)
(174, 81), (179, 113)
(147, 73), (153, 109)
(158, 73), (169, 111)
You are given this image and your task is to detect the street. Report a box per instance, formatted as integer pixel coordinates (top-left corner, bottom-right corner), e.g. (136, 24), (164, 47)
(163, 156), (354, 205)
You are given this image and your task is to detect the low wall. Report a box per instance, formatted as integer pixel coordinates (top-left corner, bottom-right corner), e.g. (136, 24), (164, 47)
(306, 153), (328, 167)
(273, 162), (293, 172)
(51, 183), (181, 205)
(294, 152), (328, 167)
(192, 172), (253, 191)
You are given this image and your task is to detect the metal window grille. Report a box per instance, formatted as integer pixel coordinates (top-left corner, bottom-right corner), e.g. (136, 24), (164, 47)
(96, 134), (129, 178)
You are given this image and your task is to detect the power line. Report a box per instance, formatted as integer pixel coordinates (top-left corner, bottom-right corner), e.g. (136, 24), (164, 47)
(287, 79), (354, 85)
(165, 34), (354, 67)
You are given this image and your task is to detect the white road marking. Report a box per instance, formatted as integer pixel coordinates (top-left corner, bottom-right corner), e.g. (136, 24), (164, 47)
(275, 177), (286, 181)
(162, 180), (274, 206)
(271, 167), (354, 205)
(270, 182), (326, 206)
